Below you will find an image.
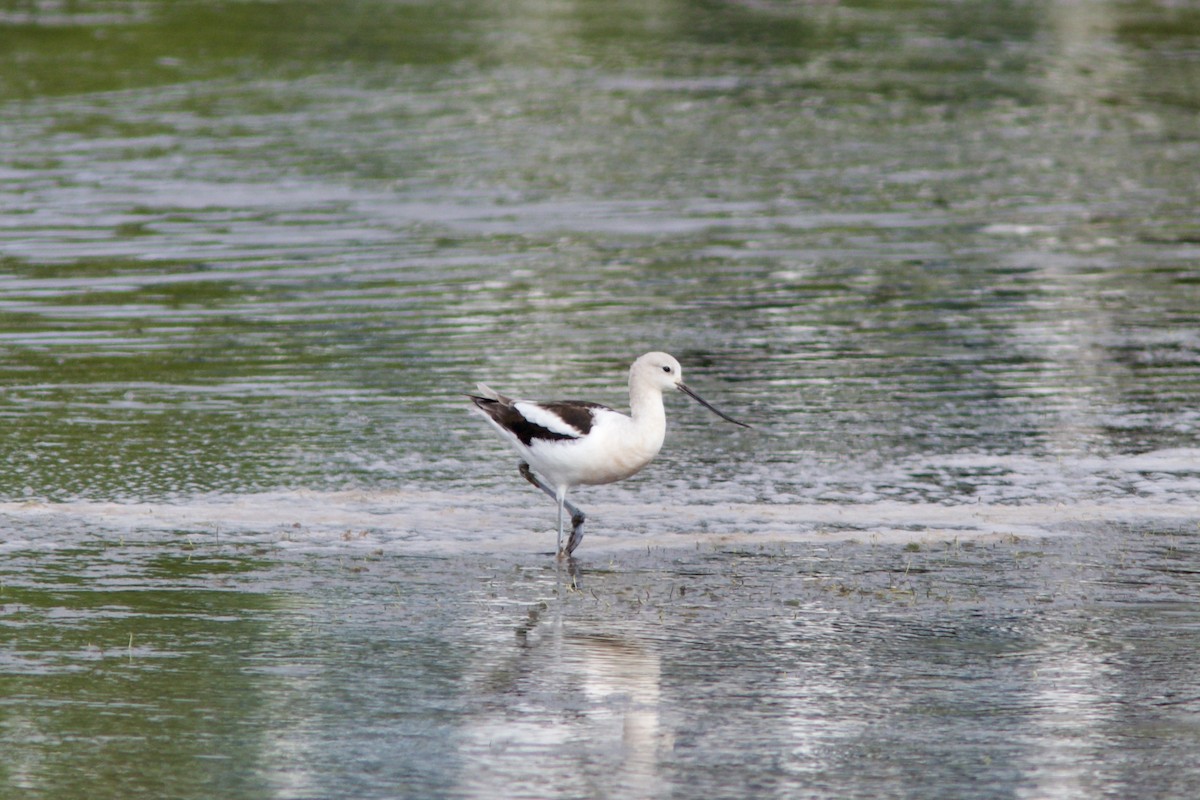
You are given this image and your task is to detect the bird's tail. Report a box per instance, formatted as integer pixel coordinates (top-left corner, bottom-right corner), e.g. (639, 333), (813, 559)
(473, 383), (502, 401)
(465, 382), (513, 409)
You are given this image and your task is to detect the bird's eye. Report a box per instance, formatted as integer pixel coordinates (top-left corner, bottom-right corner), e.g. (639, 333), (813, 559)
(662, 365), (672, 373)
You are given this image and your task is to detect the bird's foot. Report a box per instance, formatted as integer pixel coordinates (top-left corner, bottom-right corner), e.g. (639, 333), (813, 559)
(560, 514), (585, 557)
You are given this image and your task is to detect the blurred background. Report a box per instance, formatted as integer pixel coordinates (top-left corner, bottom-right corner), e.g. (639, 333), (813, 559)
(1, 0), (1197, 504)
(1, 2), (1199, 799)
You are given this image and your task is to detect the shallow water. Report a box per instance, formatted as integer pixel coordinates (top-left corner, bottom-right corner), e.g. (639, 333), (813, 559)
(2, 1), (1200, 798)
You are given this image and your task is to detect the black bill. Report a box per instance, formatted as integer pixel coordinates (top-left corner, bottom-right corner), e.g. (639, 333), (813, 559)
(677, 383), (751, 428)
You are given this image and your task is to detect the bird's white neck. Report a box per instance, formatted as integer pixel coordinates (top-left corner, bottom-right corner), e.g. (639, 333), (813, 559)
(628, 380), (667, 429)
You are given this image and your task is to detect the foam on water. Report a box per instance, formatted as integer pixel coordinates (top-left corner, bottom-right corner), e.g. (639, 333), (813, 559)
(3, 447), (1195, 557)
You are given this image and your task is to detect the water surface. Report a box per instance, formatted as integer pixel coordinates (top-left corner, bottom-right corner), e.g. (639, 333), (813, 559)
(2, 1), (1199, 798)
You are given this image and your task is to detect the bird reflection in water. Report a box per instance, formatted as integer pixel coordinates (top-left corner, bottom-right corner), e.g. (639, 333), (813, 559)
(458, 601), (671, 797)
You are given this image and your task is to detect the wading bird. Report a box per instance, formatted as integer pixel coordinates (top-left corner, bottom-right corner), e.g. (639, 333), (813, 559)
(468, 352), (749, 557)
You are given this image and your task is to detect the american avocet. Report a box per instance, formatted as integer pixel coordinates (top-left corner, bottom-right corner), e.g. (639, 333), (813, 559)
(468, 352), (750, 557)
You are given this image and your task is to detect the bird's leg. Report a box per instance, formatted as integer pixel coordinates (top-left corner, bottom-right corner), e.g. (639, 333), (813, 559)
(518, 461), (555, 499)
(555, 491), (566, 555)
(519, 462), (586, 557)
(563, 512), (585, 557)
(556, 490), (587, 557)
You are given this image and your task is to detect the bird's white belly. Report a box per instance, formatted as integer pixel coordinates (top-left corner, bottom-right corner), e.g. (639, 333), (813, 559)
(526, 420), (664, 488)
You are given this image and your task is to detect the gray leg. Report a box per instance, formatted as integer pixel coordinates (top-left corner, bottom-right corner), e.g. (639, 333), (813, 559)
(555, 493), (565, 554)
(519, 462), (586, 556)
(562, 518), (585, 557)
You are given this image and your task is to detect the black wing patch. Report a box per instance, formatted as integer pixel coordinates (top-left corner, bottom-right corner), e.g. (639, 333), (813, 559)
(539, 401), (603, 436)
(469, 396), (607, 447)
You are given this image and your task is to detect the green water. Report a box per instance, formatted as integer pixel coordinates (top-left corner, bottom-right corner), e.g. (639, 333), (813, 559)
(2, 1), (1199, 798)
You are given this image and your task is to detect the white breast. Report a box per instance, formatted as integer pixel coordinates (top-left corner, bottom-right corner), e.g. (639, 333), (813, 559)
(526, 408), (666, 487)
